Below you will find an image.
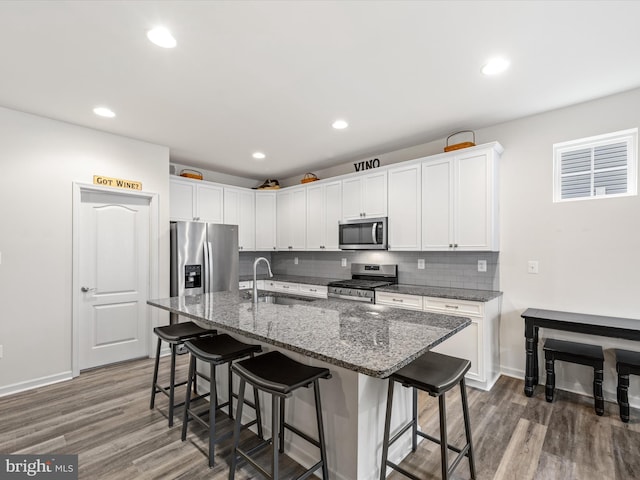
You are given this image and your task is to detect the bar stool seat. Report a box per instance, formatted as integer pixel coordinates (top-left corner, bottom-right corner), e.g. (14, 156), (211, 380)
(181, 334), (263, 468)
(615, 348), (640, 422)
(229, 350), (332, 480)
(150, 321), (216, 427)
(380, 351), (476, 480)
(543, 338), (604, 415)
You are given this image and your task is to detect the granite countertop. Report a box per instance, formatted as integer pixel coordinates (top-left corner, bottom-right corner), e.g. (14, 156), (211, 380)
(147, 291), (470, 378)
(376, 284), (502, 302)
(239, 274), (343, 286)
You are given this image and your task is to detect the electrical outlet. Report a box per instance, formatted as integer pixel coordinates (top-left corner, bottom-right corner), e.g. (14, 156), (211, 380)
(0, 345), (3, 359)
(294, 257), (298, 265)
(417, 259), (425, 270)
(341, 258), (347, 267)
(527, 260), (539, 274)
(478, 260), (487, 272)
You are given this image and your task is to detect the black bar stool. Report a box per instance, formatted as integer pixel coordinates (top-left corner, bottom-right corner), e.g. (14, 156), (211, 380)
(228, 350), (332, 480)
(615, 348), (640, 422)
(150, 321), (216, 427)
(543, 338), (604, 415)
(380, 351), (475, 480)
(181, 334), (263, 468)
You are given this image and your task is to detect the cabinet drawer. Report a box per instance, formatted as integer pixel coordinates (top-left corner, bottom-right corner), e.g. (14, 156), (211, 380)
(272, 281), (299, 293)
(239, 281), (253, 290)
(423, 297), (484, 317)
(262, 280), (277, 291)
(375, 292), (423, 310)
(298, 284), (328, 298)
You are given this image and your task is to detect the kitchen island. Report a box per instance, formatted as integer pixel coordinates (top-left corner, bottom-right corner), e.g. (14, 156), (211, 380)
(148, 291), (470, 480)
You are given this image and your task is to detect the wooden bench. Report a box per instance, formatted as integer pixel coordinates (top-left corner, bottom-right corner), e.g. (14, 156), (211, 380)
(615, 348), (640, 422)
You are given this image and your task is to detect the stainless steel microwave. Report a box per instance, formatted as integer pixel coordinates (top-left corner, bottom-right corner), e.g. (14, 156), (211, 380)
(338, 217), (388, 250)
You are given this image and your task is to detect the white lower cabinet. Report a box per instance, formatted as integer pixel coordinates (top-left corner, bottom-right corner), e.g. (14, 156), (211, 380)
(377, 292), (501, 391)
(375, 291), (423, 310)
(259, 280), (328, 299)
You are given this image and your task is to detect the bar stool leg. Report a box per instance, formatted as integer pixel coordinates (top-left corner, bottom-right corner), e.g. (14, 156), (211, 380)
(279, 396), (285, 453)
(271, 395), (280, 480)
(439, 394), (449, 480)
(379, 378), (395, 480)
(411, 387), (418, 452)
(618, 371), (630, 422)
(229, 378), (246, 480)
(545, 356), (555, 402)
(228, 362), (234, 420)
(181, 355), (197, 441)
(313, 379), (329, 480)
(150, 336), (162, 409)
(594, 365), (604, 416)
(253, 383), (264, 439)
(209, 362), (217, 467)
(460, 378), (476, 479)
(168, 344), (178, 427)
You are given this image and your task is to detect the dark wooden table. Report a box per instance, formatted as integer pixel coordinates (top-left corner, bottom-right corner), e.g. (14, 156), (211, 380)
(521, 308), (640, 397)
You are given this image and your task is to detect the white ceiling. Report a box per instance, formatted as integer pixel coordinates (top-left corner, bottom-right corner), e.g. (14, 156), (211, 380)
(2, 1), (640, 180)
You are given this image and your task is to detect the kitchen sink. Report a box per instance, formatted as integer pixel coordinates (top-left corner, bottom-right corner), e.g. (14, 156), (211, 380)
(256, 295), (315, 305)
(241, 292), (317, 305)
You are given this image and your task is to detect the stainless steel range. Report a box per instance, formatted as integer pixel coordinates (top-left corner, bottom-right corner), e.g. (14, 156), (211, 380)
(327, 264), (398, 303)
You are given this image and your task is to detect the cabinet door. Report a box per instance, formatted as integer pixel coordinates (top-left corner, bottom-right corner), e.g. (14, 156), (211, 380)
(341, 177), (363, 220)
(306, 183), (324, 250)
(255, 192), (277, 251)
(362, 171), (387, 218)
(323, 181), (342, 250)
(226, 187), (255, 251)
(238, 189), (255, 251)
(277, 190), (292, 249)
(290, 188), (306, 249)
(196, 183), (224, 223)
(170, 178), (196, 221)
(422, 158), (453, 250)
(431, 320), (481, 380)
(388, 164), (421, 250)
(455, 151), (492, 250)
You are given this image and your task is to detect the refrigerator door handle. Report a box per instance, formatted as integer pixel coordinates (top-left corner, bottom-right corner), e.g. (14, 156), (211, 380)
(206, 241), (214, 293)
(203, 240), (210, 293)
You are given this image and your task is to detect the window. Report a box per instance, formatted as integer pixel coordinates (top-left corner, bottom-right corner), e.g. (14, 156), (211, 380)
(553, 128), (637, 202)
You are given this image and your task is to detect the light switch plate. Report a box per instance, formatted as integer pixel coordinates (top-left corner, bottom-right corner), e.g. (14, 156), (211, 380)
(294, 257), (298, 265)
(528, 260), (539, 274)
(341, 258), (347, 267)
(0, 345), (3, 359)
(417, 259), (425, 270)
(478, 260), (487, 272)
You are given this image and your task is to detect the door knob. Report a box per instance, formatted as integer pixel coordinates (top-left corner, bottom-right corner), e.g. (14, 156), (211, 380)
(81, 287), (96, 293)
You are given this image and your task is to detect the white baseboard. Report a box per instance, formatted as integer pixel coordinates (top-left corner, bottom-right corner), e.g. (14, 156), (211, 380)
(0, 371), (73, 398)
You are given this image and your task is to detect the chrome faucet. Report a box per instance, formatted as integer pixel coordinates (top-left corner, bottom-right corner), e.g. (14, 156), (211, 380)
(253, 257), (273, 303)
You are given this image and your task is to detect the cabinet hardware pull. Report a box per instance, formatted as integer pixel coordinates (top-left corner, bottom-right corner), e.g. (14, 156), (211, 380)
(310, 288), (317, 292)
(445, 305), (459, 309)
(449, 244), (453, 248)
(392, 298), (403, 302)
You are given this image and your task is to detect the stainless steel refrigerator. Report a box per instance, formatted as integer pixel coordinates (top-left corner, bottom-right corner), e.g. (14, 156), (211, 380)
(170, 221), (239, 323)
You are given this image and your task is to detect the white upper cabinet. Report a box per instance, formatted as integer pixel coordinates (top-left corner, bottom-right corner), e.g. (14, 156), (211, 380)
(422, 144), (501, 251)
(341, 171), (388, 220)
(223, 187), (255, 251)
(255, 191), (277, 251)
(306, 180), (342, 250)
(388, 163), (421, 250)
(170, 177), (223, 223)
(277, 186), (306, 250)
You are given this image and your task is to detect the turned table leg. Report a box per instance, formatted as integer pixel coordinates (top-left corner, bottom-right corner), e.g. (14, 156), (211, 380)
(524, 321), (538, 397)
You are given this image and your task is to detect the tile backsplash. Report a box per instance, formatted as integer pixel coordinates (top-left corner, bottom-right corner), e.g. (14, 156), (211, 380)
(239, 250), (500, 291)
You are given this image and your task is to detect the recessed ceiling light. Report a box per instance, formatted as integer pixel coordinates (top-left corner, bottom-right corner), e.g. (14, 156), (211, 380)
(93, 106), (116, 118)
(332, 119), (349, 130)
(252, 152), (266, 160)
(147, 26), (177, 49)
(481, 57), (510, 76)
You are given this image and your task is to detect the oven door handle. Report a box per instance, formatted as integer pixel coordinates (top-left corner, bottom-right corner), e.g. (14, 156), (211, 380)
(371, 222), (378, 244)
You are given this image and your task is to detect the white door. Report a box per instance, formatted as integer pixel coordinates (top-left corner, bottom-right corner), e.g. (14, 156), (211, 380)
(78, 190), (150, 370)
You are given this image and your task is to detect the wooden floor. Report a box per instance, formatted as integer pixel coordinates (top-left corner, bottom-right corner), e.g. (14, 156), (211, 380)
(1, 355), (638, 480)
